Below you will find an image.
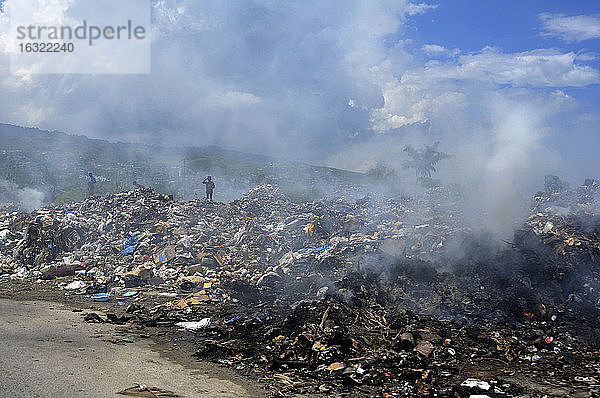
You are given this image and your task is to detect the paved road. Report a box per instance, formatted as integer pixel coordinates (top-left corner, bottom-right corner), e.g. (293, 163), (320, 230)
(0, 299), (266, 397)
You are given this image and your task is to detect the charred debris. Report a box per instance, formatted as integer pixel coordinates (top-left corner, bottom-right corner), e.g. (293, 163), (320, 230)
(1, 181), (600, 397)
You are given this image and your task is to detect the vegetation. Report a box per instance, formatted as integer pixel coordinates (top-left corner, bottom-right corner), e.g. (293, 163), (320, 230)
(403, 142), (450, 179)
(366, 163), (399, 182)
(0, 124), (369, 205)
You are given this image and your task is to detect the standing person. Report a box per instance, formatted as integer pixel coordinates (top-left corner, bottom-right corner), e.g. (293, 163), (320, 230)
(202, 176), (215, 201)
(87, 172), (96, 196)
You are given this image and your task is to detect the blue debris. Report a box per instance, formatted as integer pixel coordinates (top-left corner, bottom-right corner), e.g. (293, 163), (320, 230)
(255, 313), (269, 323)
(298, 243), (331, 254)
(120, 234), (142, 256)
(92, 293), (109, 302)
(226, 315), (243, 324)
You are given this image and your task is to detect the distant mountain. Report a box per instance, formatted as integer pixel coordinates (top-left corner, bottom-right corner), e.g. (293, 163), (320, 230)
(0, 124), (369, 205)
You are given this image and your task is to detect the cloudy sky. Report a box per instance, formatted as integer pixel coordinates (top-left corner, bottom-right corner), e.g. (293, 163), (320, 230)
(0, 0), (599, 189)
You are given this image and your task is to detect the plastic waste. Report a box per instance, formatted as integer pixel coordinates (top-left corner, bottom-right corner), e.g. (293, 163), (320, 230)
(176, 318), (212, 330)
(92, 292), (109, 302)
(461, 379), (490, 390)
(65, 280), (86, 290)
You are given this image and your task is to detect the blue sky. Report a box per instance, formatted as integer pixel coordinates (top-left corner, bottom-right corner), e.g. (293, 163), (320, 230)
(407, 1), (600, 95)
(0, 0), (599, 191)
(410, 1), (600, 51)
(402, 1), (600, 181)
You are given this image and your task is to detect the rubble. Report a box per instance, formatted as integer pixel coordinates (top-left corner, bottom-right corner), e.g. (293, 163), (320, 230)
(1, 183), (599, 397)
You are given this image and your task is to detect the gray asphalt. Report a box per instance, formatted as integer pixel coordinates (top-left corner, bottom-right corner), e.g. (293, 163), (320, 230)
(0, 299), (266, 397)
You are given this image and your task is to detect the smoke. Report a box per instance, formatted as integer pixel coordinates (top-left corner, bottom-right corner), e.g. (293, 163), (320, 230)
(445, 91), (564, 238)
(0, 0), (411, 157)
(0, 1), (598, 236)
(0, 180), (45, 211)
(475, 93), (562, 237)
(332, 79), (574, 238)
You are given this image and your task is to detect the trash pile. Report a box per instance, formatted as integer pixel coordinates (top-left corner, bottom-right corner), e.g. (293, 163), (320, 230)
(1, 183), (600, 397)
(523, 180), (600, 260)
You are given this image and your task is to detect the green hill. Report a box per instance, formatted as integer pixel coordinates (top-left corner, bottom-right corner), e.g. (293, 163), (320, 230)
(0, 124), (368, 205)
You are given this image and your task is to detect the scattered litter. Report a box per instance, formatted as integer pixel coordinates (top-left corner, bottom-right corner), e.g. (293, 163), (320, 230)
(461, 379), (491, 391)
(64, 280), (86, 290)
(0, 181), (599, 397)
(176, 318), (212, 330)
(83, 313), (104, 323)
(92, 293), (109, 302)
(117, 384), (181, 397)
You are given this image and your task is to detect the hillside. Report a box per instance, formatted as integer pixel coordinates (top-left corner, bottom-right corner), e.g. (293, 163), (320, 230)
(0, 124), (368, 206)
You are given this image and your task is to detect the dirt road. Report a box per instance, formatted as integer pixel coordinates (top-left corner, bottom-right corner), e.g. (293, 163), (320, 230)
(0, 298), (267, 397)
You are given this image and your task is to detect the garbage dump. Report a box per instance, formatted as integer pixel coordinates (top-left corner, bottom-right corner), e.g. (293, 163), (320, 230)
(1, 182), (600, 397)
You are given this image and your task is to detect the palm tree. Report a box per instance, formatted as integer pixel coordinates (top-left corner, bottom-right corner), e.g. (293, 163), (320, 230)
(403, 142), (450, 178)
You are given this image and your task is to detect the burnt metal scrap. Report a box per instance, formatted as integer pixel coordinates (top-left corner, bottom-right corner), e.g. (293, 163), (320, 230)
(1, 183), (600, 396)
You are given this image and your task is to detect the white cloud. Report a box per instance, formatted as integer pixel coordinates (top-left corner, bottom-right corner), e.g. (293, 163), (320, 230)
(204, 91), (262, 107)
(370, 109), (424, 131)
(152, 0), (222, 38)
(404, 47), (600, 88)
(576, 52), (597, 61)
(540, 13), (600, 42)
(369, 79), (469, 133)
(0, 0), (419, 156)
(406, 2), (437, 16)
(422, 44), (459, 57)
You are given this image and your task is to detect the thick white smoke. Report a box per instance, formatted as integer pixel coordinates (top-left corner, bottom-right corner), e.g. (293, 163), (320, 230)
(0, 1), (597, 236)
(0, 180), (45, 211)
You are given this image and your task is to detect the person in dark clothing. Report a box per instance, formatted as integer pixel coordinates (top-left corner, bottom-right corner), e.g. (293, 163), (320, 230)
(202, 176), (215, 200)
(87, 172), (96, 196)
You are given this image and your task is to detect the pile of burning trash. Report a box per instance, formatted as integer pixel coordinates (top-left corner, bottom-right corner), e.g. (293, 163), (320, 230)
(1, 182), (600, 397)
